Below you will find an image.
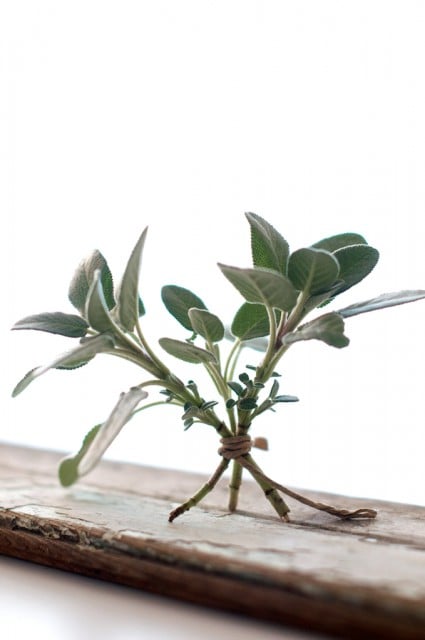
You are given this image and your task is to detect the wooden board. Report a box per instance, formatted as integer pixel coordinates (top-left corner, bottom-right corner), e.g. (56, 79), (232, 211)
(0, 443), (424, 639)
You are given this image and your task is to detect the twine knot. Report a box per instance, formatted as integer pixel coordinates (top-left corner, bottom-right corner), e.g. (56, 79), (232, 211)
(218, 435), (252, 459)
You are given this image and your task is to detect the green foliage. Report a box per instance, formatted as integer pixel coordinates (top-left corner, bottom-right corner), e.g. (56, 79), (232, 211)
(86, 269), (120, 334)
(68, 249), (115, 314)
(218, 264), (298, 311)
(188, 308), (225, 343)
(115, 228), (148, 331)
(161, 285), (207, 331)
(12, 334), (115, 397)
(312, 232), (367, 253)
(59, 387), (147, 486)
(59, 424), (101, 486)
(159, 337), (217, 364)
(12, 312), (89, 338)
(11, 212), (425, 523)
(288, 247), (340, 295)
(282, 313), (349, 349)
(231, 303), (271, 341)
(337, 290), (425, 317)
(246, 212), (289, 274)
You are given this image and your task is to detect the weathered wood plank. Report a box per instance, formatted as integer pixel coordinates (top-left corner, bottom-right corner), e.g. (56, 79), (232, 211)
(1, 443), (424, 639)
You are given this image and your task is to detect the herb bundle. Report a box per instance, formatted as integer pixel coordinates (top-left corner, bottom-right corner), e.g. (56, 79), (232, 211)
(12, 213), (425, 522)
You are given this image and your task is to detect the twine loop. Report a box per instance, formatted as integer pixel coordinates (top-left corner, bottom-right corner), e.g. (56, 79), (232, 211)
(218, 435), (252, 460)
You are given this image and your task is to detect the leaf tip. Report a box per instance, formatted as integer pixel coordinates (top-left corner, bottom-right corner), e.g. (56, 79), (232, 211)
(58, 457), (79, 487)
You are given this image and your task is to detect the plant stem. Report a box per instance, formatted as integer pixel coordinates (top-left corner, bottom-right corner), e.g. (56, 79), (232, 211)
(135, 318), (171, 377)
(240, 454), (291, 520)
(168, 458), (230, 522)
(228, 459), (243, 511)
(223, 339), (242, 382)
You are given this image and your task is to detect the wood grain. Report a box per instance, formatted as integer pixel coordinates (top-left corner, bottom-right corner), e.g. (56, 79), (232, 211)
(1, 443), (424, 639)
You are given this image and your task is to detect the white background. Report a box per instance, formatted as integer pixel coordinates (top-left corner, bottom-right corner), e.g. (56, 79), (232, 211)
(2, 3), (425, 509)
(1, 3), (424, 638)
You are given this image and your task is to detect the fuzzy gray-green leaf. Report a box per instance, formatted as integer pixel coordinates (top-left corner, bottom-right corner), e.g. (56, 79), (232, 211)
(59, 387), (147, 485)
(68, 250), (115, 314)
(78, 387), (148, 477)
(115, 227), (148, 332)
(283, 312), (349, 348)
(161, 285), (207, 331)
(59, 424), (101, 486)
(188, 308), (224, 343)
(312, 233), (367, 253)
(332, 245), (379, 295)
(231, 303), (271, 340)
(288, 248), (340, 295)
(12, 312), (89, 338)
(159, 337), (217, 364)
(86, 270), (121, 335)
(338, 290), (425, 318)
(245, 212), (289, 274)
(218, 264), (297, 311)
(12, 333), (115, 397)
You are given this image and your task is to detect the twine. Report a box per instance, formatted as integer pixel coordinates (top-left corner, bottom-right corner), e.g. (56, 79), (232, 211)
(218, 434), (377, 520)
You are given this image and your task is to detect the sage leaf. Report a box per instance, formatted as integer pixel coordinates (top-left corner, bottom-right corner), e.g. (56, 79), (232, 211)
(231, 303), (271, 340)
(282, 312), (349, 348)
(312, 233), (367, 253)
(115, 227), (148, 331)
(86, 269), (122, 335)
(218, 264), (298, 311)
(12, 312), (89, 338)
(59, 387), (148, 484)
(77, 387), (148, 477)
(161, 285), (207, 331)
(188, 308), (224, 343)
(12, 334), (115, 397)
(332, 245), (379, 295)
(59, 424), (101, 486)
(288, 248), (339, 295)
(159, 337), (217, 364)
(338, 290), (425, 318)
(245, 212), (289, 274)
(274, 395), (299, 403)
(68, 250), (115, 314)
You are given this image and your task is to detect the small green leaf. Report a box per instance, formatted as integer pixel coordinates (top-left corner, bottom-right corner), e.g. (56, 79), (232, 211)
(269, 379), (280, 399)
(12, 334), (115, 397)
(59, 387), (147, 485)
(115, 228), (148, 332)
(228, 381), (244, 396)
(59, 424), (101, 486)
(338, 290), (425, 318)
(188, 308), (225, 343)
(312, 233), (367, 253)
(77, 387), (147, 477)
(161, 285), (207, 331)
(245, 212), (290, 274)
(238, 397), (258, 410)
(283, 312), (349, 349)
(12, 312), (89, 338)
(231, 303), (271, 340)
(68, 250), (115, 314)
(288, 248), (340, 295)
(332, 245), (379, 295)
(274, 395), (299, 403)
(218, 264), (298, 311)
(159, 337), (217, 364)
(86, 270), (121, 334)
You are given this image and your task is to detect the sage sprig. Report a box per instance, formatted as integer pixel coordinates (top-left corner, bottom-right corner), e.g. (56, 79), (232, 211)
(12, 213), (425, 522)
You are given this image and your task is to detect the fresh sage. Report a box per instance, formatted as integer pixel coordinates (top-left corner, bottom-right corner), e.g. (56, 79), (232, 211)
(12, 213), (425, 522)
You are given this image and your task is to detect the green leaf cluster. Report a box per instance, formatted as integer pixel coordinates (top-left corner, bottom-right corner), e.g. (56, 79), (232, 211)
(11, 211), (425, 520)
